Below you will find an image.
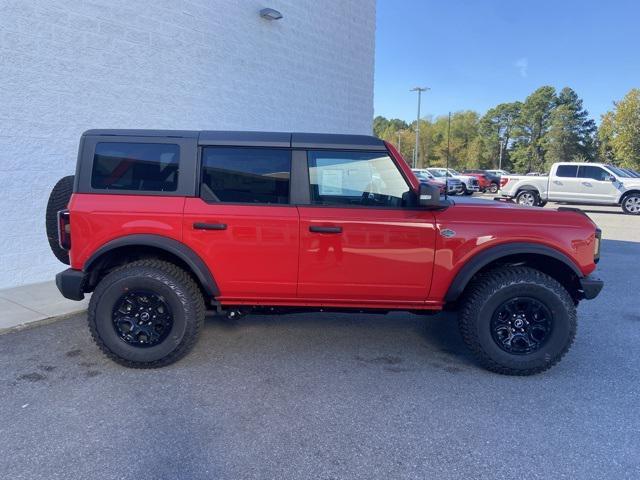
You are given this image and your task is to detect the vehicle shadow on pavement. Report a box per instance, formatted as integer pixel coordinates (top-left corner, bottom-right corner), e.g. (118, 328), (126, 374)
(202, 309), (477, 373)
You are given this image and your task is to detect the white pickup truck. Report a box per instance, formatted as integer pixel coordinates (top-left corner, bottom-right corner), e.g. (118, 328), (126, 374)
(500, 162), (640, 215)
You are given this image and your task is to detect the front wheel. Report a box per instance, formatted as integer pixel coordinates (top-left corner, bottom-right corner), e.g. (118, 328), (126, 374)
(488, 183), (499, 194)
(463, 185), (474, 196)
(621, 193), (640, 215)
(88, 259), (205, 368)
(458, 267), (576, 375)
(515, 190), (539, 206)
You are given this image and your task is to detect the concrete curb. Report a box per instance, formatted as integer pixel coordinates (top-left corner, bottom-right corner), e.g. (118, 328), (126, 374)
(0, 280), (89, 332)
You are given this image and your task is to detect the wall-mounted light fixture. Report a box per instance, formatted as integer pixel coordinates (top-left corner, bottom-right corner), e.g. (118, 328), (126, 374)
(259, 8), (283, 20)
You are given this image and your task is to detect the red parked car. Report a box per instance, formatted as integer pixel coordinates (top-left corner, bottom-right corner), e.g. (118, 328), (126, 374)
(463, 170), (500, 193)
(47, 130), (602, 375)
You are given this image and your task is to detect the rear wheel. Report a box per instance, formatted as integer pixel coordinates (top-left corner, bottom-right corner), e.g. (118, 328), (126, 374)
(45, 175), (74, 264)
(515, 189), (539, 206)
(88, 259), (205, 368)
(621, 193), (640, 215)
(458, 267), (576, 375)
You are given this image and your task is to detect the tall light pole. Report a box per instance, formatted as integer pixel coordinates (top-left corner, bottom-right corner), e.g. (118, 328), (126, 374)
(410, 87), (429, 168)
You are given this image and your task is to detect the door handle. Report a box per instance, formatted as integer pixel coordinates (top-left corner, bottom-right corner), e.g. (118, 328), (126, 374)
(582, 182), (592, 187)
(553, 181), (562, 185)
(193, 222), (227, 231)
(309, 225), (342, 234)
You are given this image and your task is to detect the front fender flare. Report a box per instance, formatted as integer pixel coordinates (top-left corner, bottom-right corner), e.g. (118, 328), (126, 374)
(444, 242), (582, 302)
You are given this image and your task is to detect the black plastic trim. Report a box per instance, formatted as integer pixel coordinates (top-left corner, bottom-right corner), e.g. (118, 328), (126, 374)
(444, 242), (584, 302)
(290, 149), (311, 204)
(292, 132), (386, 151)
(83, 129), (199, 138)
(193, 222), (227, 231)
(55, 268), (87, 301)
(199, 131), (291, 147)
(84, 234), (220, 296)
(579, 275), (604, 300)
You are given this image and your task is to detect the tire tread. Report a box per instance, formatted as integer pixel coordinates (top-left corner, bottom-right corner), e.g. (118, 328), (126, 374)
(88, 259), (205, 368)
(458, 266), (576, 375)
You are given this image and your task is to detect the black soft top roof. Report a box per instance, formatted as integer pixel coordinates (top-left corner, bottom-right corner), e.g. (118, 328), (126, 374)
(82, 130), (386, 151)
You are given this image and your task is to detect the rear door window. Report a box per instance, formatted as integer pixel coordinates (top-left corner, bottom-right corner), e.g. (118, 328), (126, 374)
(201, 147), (291, 204)
(92, 143), (180, 191)
(555, 165), (578, 178)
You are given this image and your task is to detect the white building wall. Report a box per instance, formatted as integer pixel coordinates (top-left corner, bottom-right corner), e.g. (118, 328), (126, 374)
(0, 0), (376, 288)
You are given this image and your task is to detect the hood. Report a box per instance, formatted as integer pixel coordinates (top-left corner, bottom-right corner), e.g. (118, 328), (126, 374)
(620, 177), (640, 188)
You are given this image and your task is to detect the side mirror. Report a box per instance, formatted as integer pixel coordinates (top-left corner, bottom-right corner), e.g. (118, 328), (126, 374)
(609, 175), (617, 182)
(418, 183), (442, 207)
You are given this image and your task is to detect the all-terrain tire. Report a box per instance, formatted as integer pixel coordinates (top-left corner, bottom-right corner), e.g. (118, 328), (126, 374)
(45, 175), (74, 264)
(458, 266), (576, 375)
(88, 259), (205, 368)
(621, 193), (640, 215)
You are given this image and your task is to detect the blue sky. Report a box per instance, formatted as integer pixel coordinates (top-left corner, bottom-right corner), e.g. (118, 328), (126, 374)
(374, 0), (639, 123)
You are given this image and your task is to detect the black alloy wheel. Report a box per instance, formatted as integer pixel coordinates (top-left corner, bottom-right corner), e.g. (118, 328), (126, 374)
(112, 290), (173, 347)
(490, 297), (552, 354)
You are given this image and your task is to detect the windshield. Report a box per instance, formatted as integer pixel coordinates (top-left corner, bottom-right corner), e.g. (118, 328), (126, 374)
(448, 169), (460, 175)
(607, 165), (630, 178)
(428, 169), (446, 178)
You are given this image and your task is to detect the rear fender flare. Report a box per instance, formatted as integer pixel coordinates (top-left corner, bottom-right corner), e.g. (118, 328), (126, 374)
(84, 234), (219, 296)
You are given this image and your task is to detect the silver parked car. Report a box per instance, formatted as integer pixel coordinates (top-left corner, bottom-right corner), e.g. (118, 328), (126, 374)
(412, 168), (463, 195)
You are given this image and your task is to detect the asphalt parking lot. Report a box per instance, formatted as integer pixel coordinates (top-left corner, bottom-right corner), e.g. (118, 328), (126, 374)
(1, 201), (639, 480)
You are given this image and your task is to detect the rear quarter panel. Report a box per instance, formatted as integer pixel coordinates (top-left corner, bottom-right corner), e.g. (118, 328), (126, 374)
(68, 193), (185, 269)
(429, 202), (598, 301)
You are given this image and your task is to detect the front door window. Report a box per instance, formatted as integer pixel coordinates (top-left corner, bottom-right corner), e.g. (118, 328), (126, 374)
(308, 151), (411, 207)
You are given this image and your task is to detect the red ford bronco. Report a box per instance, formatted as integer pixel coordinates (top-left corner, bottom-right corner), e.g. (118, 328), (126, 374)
(47, 130), (603, 375)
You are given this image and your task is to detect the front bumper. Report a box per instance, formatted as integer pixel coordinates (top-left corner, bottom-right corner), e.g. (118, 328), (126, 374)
(579, 275), (604, 300)
(55, 268), (87, 301)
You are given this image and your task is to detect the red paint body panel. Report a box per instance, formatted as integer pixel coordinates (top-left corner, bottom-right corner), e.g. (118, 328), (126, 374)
(465, 173), (491, 189)
(428, 201), (597, 300)
(69, 193), (185, 269)
(298, 206), (437, 302)
(68, 169), (598, 310)
(183, 198), (299, 298)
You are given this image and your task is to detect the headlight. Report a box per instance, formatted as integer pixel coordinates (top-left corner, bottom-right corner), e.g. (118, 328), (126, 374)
(594, 227), (601, 263)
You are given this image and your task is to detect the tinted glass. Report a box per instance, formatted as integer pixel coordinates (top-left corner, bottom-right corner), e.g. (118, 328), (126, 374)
(92, 143), (179, 191)
(308, 151), (410, 207)
(201, 148), (291, 204)
(578, 165), (609, 181)
(555, 165), (578, 178)
(607, 165), (630, 177)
